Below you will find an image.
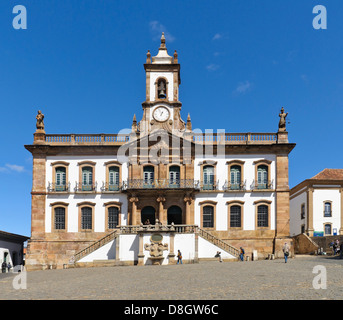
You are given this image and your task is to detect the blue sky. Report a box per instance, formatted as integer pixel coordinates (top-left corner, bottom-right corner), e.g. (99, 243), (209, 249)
(1, 0), (342, 236)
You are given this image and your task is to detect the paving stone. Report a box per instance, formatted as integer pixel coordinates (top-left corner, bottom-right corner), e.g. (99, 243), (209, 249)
(0, 256), (342, 300)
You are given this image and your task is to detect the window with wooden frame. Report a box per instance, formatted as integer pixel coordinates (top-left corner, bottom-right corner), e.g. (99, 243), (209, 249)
(169, 165), (180, 188)
(78, 161), (96, 192)
(227, 200), (244, 229)
(104, 161), (122, 192)
(104, 201), (122, 231)
(199, 161), (217, 191)
(199, 201), (217, 229)
(323, 201), (332, 217)
(254, 200), (272, 229)
(50, 202), (69, 231)
(77, 202), (95, 231)
(226, 160), (245, 191)
(50, 161), (69, 192)
(324, 223), (332, 235)
(143, 165), (155, 188)
(253, 160), (272, 190)
(301, 203), (305, 219)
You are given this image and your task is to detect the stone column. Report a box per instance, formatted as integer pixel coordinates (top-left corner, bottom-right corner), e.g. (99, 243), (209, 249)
(307, 187), (314, 237)
(138, 233), (145, 266)
(129, 196), (139, 225)
(184, 194), (193, 225)
(157, 195), (166, 224)
(168, 232), (176, 264)
(340, 188), (343, 235)
(25, 146), (48, 270)
(275, 154), (290, 237)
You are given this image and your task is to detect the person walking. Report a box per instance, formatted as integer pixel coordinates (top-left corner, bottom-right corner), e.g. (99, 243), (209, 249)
(282, 242), (290, 263)
(239, 247), (245, 261)
(177, 250), (183, 264)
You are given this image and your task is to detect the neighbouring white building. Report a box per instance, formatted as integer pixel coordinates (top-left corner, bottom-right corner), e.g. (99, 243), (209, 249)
(0, 231), (29, 270)
(290, 169), (343, 237)
(24, 33), (296, 270)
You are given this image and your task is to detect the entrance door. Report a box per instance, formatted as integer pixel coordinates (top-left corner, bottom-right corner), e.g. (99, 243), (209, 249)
(167, 206), (182, 225)
(141, 206), (156, 225)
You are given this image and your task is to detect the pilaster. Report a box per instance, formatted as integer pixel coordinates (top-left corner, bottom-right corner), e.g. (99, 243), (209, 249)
(275, 154), (290, 237)
(307, 187), (314, 237)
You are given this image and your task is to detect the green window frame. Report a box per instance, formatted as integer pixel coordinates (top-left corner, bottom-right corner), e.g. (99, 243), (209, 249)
(203, 165), (214, 190)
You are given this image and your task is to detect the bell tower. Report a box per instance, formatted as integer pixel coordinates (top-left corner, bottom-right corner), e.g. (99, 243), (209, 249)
(138, 32), (186, 134)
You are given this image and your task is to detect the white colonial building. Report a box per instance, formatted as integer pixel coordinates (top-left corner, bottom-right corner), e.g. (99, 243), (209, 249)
(25, 33), (295, 270)
(290, 169), (343, 237)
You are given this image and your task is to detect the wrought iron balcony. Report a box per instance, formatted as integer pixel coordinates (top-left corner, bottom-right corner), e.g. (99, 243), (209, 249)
(47, 182), (71, 193)
(250, 180), (274, 191)
(223, 180), (246, 192)
(123, 179), (200, 190)
(199, 180), (219, 191)
(100, 182), (122, 192)
(74, 182), (97, 192)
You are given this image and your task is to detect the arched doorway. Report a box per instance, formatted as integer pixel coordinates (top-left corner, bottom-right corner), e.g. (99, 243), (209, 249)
(141, 206), (156, 225)
(167, 206), (182, 225)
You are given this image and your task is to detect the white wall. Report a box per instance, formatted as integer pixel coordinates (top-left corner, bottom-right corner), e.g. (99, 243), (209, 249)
(78, 239), (116, 263)
(149, 72), (174, 102)
(289, 188), (307, 236)
(313, 188), (341, 235)
(46, 156), (129, 233)
(174, 234), (195, 262)
(194, 154), (276, 231)
(198, 237), (236, 260)
(119, 234), (139, 262)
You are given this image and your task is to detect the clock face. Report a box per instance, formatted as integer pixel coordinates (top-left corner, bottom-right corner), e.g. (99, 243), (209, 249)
(153, 106), (170, 122)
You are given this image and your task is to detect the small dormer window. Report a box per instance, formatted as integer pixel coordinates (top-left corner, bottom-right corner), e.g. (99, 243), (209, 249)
(157, 79), (167, 99)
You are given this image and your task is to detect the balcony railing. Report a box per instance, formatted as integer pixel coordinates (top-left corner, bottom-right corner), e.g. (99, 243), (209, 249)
(45, 134), (131, 145)
(223, 180), (246, 191)
(101, 182), (122, 192)
(74, 182), (98, 192)
(123, 179), (200, 190)
(199, 180), (219, 191)
(47, 182), (71, 193)
(250, 180), (274, 191)
(192, 132), (277, 145)
(120, 224), (198, 234)
(44, 132), (279, 146)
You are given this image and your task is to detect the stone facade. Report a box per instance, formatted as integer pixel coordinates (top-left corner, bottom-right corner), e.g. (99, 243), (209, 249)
(25, 34), (296, 270)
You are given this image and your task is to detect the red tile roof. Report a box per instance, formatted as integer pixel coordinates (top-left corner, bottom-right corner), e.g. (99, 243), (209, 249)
(311, 169), (343, 180)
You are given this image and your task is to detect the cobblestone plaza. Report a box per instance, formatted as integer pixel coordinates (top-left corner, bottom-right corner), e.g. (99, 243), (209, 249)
(0, 256), (342, 300)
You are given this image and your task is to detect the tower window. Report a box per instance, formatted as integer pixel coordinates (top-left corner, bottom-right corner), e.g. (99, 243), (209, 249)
(157, 79), (167, 99)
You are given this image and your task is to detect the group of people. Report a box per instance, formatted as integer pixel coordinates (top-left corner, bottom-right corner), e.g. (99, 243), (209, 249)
(330, 239), (343, 257)
(1, 261), (12, 273)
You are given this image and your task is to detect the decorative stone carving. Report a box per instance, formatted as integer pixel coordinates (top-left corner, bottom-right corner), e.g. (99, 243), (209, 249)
(278, 107), (288, 132)
(36, 110), (45, 131)
(144, 234), (168, 265)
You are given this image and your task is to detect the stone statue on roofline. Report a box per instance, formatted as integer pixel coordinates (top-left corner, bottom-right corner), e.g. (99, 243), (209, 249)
(36, 110), (45, 131)
(278, 107), (288, 132)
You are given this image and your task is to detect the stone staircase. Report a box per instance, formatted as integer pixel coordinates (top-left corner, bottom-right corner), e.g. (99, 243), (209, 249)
(72, 225), (240, 265)
(196, 227), (240, 258)
(73, 229), (118, 262)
